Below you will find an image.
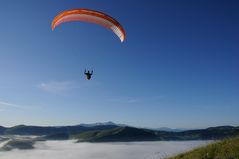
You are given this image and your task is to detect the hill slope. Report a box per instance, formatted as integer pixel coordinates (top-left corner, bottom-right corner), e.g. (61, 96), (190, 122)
(4, 125), (118, 136)
(0, 126), (6, 135)
(1, 124), (239, 142)
(158, 126), (239, 140)
(76, 126), (157, 142)
(168, 136), (239, 159)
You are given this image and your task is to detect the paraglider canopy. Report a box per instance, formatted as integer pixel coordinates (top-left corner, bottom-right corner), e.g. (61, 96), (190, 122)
(52, 8), (126, 42)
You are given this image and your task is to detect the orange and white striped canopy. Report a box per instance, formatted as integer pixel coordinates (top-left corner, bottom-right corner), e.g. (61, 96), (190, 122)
(52, 9), (126, 42)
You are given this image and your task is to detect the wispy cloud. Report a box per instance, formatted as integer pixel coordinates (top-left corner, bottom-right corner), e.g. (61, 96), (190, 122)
(108, 95), (165, 104)
(0, 101), (28, 111)
(0, 101), (23, 109)
(108, 97), (140, 104)
(38, 80), (80, 93)
(0, 101), (40, 112)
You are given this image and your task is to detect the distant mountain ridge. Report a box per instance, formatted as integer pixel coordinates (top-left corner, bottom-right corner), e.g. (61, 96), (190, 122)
(78, 121), (126, 127)
(0, 122), (125, 136)
(0, 123), (239, 142)
(75, 125), (239, 142)
(154, 127), (187, 132)
(76, 126), (158, 142)
(1, 124), (118, 136)
(0, 126), (6, 134)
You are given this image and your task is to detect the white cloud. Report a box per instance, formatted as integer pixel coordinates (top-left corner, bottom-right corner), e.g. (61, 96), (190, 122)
(108, 95), (165, 104)
(0, 101), (37, 112)
(0, 140), (211, 159)
(108, 97), (140, 104)
(38, 81), (80, 93)
(0, 101), (23, 109)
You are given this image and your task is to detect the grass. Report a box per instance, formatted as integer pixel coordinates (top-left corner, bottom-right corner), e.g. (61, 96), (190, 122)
(168, 136), (239, 159)
(74, 127), (125, 142)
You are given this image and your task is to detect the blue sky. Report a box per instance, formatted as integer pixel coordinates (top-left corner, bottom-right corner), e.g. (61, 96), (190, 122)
(0, 0), (238, 128)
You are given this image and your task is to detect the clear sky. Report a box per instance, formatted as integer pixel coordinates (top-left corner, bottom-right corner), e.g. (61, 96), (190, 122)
(0, 0), (238, 129)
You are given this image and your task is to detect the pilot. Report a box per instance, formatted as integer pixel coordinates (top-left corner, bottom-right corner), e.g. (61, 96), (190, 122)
(84, 70), (93, 80)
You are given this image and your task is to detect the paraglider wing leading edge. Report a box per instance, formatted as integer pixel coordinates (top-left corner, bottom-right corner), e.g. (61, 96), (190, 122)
(52, 9), (126, 42)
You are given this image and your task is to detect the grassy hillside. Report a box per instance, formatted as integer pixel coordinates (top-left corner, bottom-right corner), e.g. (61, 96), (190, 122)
(1, 125), (239, 142)
(0, 126), (6, 135)
(75, 126), (239, 142)
(158, 126), (239, 141)
(3, 125), (118, 136)
(168, 136), (239, 159)
(75, 126), (157, 142)
(42, 132), (70, 140)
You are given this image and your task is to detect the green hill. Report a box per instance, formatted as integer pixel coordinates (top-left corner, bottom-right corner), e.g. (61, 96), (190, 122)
(1, 124), (239, 142)
(0, 126), (6, 135)
(41, 132), (70, 140)
(74, 126), (239, 142)
(168, 136), (239, 159)
(76, 126), (157, 142)
(3, 124), (118, 136)
(157, 126), (239, 140)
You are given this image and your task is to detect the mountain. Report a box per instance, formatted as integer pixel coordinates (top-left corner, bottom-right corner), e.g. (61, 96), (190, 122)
(156, 127), (186, 132)
(75, 125), (239, 142)
(0, 126), (6, 135)
(160, 126), (239, 140)
(3, 124), (118, 136)
(79, 121), (120, 127)
(1, 124), (239, 142)
(42, 133), (70, 140)
(76, 126), (157, 142)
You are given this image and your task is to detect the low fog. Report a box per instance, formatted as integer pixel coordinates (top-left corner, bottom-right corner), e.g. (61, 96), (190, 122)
(0, 139), (211, 159)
